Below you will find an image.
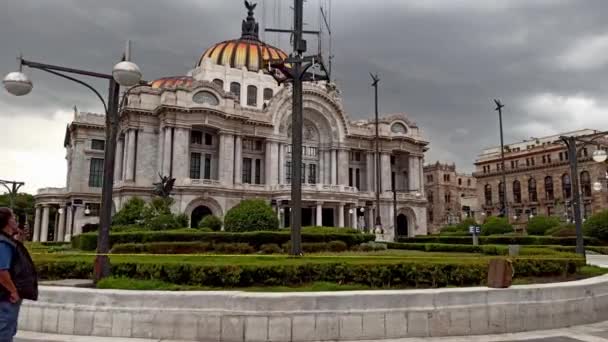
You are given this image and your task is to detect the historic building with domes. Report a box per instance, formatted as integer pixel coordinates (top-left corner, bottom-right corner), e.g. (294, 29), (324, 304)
(33, 3), (429, 243)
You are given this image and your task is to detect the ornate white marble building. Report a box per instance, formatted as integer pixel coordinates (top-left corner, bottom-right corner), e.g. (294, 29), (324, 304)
(33, 4), (429, 242)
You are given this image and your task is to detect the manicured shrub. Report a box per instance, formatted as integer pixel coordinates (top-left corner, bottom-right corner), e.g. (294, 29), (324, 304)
(395, 235), (602, 246)
(224, 199), (279, 232)
(146, 213), (181, 231)
(584, 210), (608, 241)
(214, 243), (255, 254)
(481, 217), (513, 236)
(527, 216), (560, 235)
(260, 244), (283, 254)
(199, 215), (223, 231)
(34, 255), (584, 288)
(545, 224), (576, 237)
(113, 197), (146, 225)
(72, 230), (376, 251)
(440, 218), (477, 236)
(327, 240), (348, 252)
(175, 213), (189, 228)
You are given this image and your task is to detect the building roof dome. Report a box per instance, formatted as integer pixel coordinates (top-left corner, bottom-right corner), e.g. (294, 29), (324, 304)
(149, 76), (194, 89)
(195, 1), (288, 72)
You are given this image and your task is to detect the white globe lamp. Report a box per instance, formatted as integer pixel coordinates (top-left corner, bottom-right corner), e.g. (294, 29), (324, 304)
(3, 71), (33, 96)
(593, 149), (607, 163)
(112, 61), (142, 87)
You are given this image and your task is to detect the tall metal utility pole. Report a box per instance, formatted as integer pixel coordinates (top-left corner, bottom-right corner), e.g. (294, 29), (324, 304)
(493, 99), (508, 220)
(371, 74), (382, 232)
(0, 179), (25, 210)
(266, 0), (330, 255)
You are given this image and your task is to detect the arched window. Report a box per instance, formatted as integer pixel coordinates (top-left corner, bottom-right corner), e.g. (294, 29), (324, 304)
(513, 180), (521, 203)
(247, 85), (258, 106)
(545, 176), (554, 200)
(581, 171), (592, 197)
(212, 79), (224, 89)
(528, 178), (538, 202)
(562, 173), (572, 199)
(230, 82), (241, 101)
(498, 182), (505, 205)
(263, 88), (273, 101)
(485, 184), (492, 206)
(391, 122), (407, 134)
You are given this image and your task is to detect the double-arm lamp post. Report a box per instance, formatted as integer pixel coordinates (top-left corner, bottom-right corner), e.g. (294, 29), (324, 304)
(560, 132), (608, 258)
(3, 42), (143, 281)
(0, 180), (25, 210)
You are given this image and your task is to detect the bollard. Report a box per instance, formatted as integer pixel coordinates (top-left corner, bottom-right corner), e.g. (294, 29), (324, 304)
(487, 258), (513, 288)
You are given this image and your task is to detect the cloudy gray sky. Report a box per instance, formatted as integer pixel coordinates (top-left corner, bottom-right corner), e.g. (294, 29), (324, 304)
(2, 0), (608, 193)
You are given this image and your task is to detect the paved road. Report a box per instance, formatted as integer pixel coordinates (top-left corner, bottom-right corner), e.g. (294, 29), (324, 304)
(14, 321), (608, 342)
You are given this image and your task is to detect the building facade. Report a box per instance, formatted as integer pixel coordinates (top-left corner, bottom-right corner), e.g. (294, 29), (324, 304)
(474, 129), (608, 229)
(423, 162), (477, 233)
(33, 4), (429, 242)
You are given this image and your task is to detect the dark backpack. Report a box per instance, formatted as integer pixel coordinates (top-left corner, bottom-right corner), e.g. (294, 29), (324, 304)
(0, 233), (38, 301)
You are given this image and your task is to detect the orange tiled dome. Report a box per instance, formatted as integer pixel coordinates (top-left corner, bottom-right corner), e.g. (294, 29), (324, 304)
(149, 76), (194, 89)
(195, 2), (288, 72)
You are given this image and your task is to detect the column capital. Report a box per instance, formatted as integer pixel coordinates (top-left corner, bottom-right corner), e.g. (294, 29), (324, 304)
(316, 201), (324, 206)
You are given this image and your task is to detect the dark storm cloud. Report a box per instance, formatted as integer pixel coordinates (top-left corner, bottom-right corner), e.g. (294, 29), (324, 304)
(2, 0), (608, 179)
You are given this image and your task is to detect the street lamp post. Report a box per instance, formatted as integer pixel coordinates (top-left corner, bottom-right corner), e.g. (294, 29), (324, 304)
(0, 179), (25, 210)
(265, 0), (329, 256)
(493, 99), (508, 220)
(560, 132), (608, 258)
(372, 73), (382, 233)
(3, 43), (142, 281)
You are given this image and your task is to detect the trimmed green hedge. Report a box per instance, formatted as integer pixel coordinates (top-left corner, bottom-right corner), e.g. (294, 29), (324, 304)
(73, 231), (376, 251)
(396, 235), (603, 246)
(110, 240), (351, 255)
(34, 255), (583, 288)
(386, 242), (578, 256)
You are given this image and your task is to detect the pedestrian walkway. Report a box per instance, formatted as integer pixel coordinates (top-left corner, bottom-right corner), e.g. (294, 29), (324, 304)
(14, 321), (608, 341)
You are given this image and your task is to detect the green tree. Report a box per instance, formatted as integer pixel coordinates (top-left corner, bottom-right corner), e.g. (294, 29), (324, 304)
(481, 216), (513, 236)
(198, 215), (223, 231)
(526, 215), (560, 235)
(112, 197), (146, 226)
(224, 199), (278, 232)
(0, 193), (35, 227)
(584, 210), (608, 241)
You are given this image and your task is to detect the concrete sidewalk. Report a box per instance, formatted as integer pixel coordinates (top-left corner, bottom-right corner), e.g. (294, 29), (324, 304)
(13, 320), (608, 341)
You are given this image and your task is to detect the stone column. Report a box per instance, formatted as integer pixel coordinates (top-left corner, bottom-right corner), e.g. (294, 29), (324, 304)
(409, 155), (420, 192)
(65, 208), (73, 242)
(381, 153), (392, 192)
(57, 207), (66, 243)
(265, 141), (272, 186)
(366, 152), (375, 192)
(319, 151), (325, 186)
(172, 127), (190, 180)
(338, 203), (345, 228)
(162, 127), (173, 177)
(40, 205), (50, 243)
(338, 150), (349, 186)
(234, 136), (242, 184)
(322, 151), (329, 184)
(351, 206), (358, 228)
(330, 149), (337, 185)
(418, 156), (424, 193)
(157, 128), (165, 174)
(278, 144), (285, 184)
(121, 131), (130, 180)
(316, 202), (323, 226)
(367, 207), (374, 232)
(33, 206), (41, 242)
(269, 142), (279, 185)
(115, 138), (124, 181)
(53, 210), (59, 242)
(125, 129), (137, 181)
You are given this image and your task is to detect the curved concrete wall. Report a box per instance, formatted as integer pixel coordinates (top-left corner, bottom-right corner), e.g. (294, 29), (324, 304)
(19, 275), (608, 341)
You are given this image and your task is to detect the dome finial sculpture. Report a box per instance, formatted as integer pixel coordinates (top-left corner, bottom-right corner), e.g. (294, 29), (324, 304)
(242, 1), (259, 40)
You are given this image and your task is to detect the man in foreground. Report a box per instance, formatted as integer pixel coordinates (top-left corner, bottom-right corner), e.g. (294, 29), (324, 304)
(0, 208), (37, 341)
